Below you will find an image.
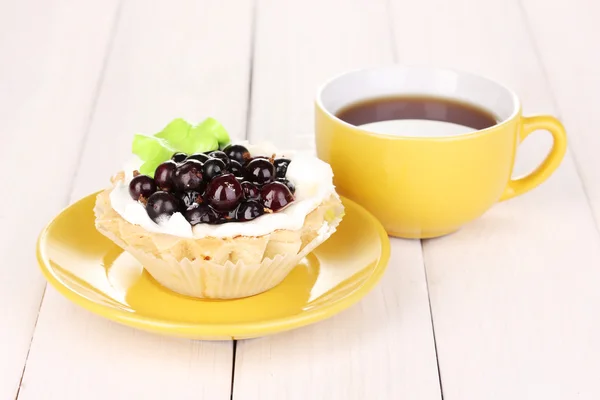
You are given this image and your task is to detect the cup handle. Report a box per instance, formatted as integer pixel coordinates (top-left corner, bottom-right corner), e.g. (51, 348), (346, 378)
(500, 115), (567, 201)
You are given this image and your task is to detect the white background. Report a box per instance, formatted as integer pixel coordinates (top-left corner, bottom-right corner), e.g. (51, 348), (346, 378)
(1, 0), (599, 399)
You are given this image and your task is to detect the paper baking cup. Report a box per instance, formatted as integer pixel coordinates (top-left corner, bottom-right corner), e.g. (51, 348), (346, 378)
(93, 188), (343, 299)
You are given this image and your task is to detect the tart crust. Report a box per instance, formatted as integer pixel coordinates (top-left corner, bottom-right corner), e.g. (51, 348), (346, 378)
(93, 173), (344, 299)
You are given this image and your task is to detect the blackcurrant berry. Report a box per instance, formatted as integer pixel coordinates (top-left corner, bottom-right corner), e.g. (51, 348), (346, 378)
(129, 175), (157, 201)
(273, 158), (291, 178)
(241, 181), (260, 200)
(173, 160), (204, 191)
(277, 178), (295, 194)
(154, 161), (177, 191)
(184, 205), (219, 225)
(210, 151), (230, 169)
(203, 158), (226, 181)
(246, 158), (275, 184)
(236, 201), (265, 221)
(228, 160), (246, 180)
(223, 144), (250, 164)
(146, 191), (179, 223)
(171, 152), (188, 163)
(206, 173), (243, 212)
(261, 181), (294, 211)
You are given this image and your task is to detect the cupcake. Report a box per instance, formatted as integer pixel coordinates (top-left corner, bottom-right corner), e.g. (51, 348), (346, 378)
(94, 117), (344, 299)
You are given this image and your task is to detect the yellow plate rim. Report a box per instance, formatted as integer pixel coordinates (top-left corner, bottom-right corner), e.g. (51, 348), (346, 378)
(37, 193), (390, 339)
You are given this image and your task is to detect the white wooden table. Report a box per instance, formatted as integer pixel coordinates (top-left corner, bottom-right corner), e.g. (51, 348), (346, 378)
(2, 0), (599, 399)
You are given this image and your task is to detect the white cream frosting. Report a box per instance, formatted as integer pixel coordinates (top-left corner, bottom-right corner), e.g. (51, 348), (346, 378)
(109, 141), (338, 239)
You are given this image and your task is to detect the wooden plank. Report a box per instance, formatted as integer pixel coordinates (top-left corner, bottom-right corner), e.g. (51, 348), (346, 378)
(389, 0), (600, 398)
(234, 1), (442, 399)
(0, 1), (120, 399)
(234, 239), (441, 400)
(247, 0), (397, 143)
(18, 1), (253, 399)
(520, 0), (600, 225)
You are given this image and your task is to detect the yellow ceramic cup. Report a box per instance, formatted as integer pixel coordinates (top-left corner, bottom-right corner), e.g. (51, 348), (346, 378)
(315, 66), (567, 239)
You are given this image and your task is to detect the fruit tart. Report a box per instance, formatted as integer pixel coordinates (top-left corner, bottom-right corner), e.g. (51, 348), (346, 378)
(93, 118), (344, 299)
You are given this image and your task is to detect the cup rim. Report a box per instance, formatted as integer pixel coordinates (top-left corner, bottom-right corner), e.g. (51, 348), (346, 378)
(315, 64), (522, 141)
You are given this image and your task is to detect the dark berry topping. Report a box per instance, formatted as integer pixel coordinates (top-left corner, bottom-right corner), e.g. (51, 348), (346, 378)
(206, 173), (243, 212)
(211, 209), (234, 224)
(187, 153), (210, 164)
(277, 178), (295, 194)
(241, 181), (260, 200)
(246, 158), (275, 184)
(223, 144), (251, 164)
(140, 147), (296, 226)
(146, 191), (179, 223)
(129, 175), (157, 201)
(154, 161), (177, 191)
(236, 201), (265, 221)
(184, 205), (218, 225)
(210, 151), (230, 168)
(178, 190), (204, 210)
(261, 181), (294, 211)
(171, 152), (188, 163)
(228, 160), (246, 180)
(203, 158), (226, 181)
(173, 160), (204, 191)
(273, 158), (291, 178)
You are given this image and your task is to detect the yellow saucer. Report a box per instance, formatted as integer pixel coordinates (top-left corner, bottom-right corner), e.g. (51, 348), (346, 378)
(37, 193), (390, 340)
